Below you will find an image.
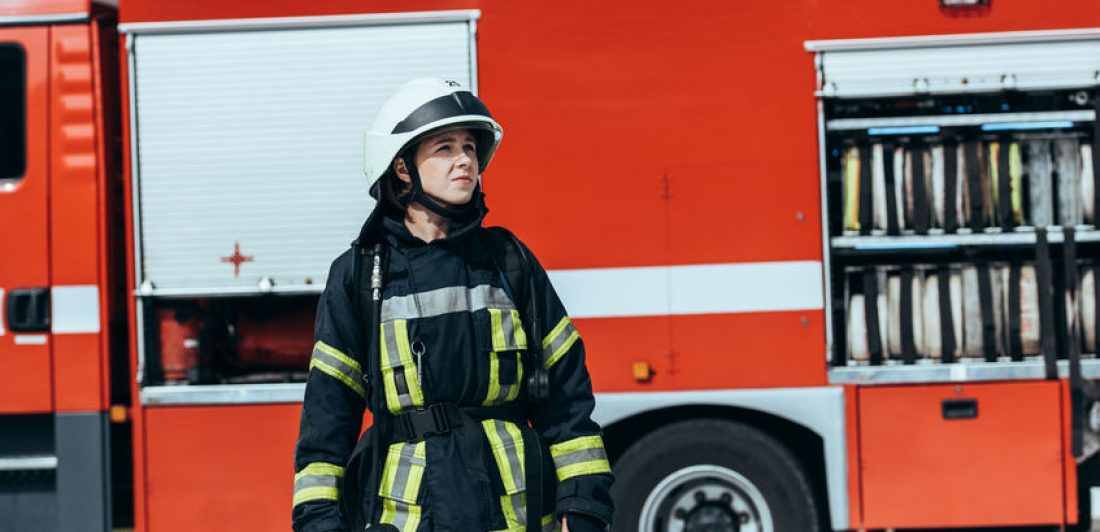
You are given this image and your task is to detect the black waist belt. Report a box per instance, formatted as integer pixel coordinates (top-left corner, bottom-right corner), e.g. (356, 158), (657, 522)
(391, 402), (528, 443)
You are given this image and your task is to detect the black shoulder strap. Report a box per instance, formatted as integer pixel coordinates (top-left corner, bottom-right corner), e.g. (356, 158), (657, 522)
(484, 226), (528, 310)
(352, 243), (376, 375)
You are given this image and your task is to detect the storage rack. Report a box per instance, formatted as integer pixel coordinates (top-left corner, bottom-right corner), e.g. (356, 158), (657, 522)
(811, 42), (1100, 385)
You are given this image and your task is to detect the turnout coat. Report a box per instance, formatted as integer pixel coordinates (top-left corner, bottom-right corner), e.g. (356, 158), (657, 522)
(292, 206), (614, 532)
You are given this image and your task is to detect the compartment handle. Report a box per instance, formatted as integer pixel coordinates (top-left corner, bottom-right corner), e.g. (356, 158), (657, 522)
(942, 398), (978, 420)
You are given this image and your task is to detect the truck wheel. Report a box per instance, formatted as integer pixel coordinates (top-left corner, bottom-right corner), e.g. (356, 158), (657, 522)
(611, 418), (821, 532)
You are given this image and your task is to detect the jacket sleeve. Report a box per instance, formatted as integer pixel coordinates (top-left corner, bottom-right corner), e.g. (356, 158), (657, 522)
(293, 249), (368, 532)
(520, 243), (615, 528)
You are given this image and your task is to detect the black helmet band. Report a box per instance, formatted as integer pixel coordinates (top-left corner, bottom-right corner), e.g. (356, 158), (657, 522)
(390, 91), (494, 134)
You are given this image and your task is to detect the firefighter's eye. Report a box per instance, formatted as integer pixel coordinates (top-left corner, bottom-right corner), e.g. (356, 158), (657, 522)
(464, 143), (476, 153)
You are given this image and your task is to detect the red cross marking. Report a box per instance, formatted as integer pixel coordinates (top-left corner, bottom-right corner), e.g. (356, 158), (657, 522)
(220, 241), (254, 277)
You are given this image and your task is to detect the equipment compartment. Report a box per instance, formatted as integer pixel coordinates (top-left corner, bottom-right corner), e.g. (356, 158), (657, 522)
(813, 34), (1100, 379)
(858, 381), (1066, 528)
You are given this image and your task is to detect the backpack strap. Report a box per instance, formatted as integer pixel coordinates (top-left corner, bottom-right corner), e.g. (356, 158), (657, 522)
(484, 226), (528, 308)
(483, 226), (550, 402)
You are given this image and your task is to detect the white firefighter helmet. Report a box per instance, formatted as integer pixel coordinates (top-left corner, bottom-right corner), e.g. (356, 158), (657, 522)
(364, 78), (503, 198)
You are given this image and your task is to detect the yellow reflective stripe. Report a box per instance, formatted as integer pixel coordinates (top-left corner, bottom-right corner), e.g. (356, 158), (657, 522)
(556, 460), (612, 481)
(492, 512), (557, 532)
(378, 441), (426, 532)
(500, 493), (525, 530)
(490, 308), (528, 351)
(550, 435), (611, 481)
(542, 316), (571, 350)
(292, 462), (344, 507)
(486, 352), (524, 406)
(309, 357), (365, 398)
(295, 462), (344, 480)
(542, 316), (580, 369)
(482, 419), (525, 493)
(381, 498), (423, 532)
(550, 435), (604, 457)
(292, 486), (339, 506)
(395, 321), (425, 408)
(504, 352), (523, 402)
(510, 309), (528, 350)
(542, 513), (559, 532)
(380, 319), (425, 414)
(484, 351), (501, 406)
(314, 340), (361, 372)
(490, 308), (508, 351)
(491, 420), (528, 526)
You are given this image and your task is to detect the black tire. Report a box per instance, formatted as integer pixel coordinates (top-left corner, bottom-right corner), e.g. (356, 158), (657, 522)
(611, 418), (821, 532)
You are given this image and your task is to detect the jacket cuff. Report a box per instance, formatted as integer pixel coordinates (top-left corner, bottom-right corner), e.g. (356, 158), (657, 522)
(292, 500), (347, 532)
(565, 512), (608, 532)
(554, 474), (615, 527)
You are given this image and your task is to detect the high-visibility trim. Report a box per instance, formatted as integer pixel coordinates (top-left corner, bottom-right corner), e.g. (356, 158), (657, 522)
(309, 341), (365, 398)
(381, 498), (424, 532)
(378, 441), (427, 532)
(500, 493), (526, 530)
(504, 351), (523, 402)
(541, 316), (580, 369)
(292, 462), (344, 507)
(493, 512), (558, 532)
(542, 514), (559, 532)
(550, 436), (611, 481)
(485, 351), (501, 405)
(380, 319), (425, 414)
(382, 284), (514, 321)
(489, 308), (528, 351)
(483, 351), (523, 406)
(484, 419), (530, 530)
(482, 419), (526, 494)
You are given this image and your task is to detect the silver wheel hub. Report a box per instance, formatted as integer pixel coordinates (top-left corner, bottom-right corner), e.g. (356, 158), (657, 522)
(639, 465), (774, 532)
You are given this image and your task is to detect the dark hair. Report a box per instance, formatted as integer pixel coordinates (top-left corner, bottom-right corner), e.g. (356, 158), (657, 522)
(380, 163), (411, 216)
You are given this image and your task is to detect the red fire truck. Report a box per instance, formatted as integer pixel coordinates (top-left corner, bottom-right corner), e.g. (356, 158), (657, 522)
(4, 0), (1100, 530)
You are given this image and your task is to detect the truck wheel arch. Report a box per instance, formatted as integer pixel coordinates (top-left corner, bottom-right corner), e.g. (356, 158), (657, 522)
(594, 387), (848, 531)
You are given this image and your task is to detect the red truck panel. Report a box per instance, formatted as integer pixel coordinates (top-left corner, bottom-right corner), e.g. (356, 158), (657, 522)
(859, 381), (1066, 528)
(142, 404), (301, 531)
(49, 23), (109, 412)
(118, 0), (474, 24)
(0, 26), (53, 414)
(0, 0), (90, 18)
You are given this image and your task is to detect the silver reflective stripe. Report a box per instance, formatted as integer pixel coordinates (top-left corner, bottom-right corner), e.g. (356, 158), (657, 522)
(542, 319), (579, 364)
(507, 493), (526, 527)
(294, 473), (339, 492)
(488, 420), (525, 492)
(382, 321), (403, 369)
(382, 284), (514, 321)
(384, 444), (427, 501)
(499, 310), (522, 350)
(389, 500), (414, 531)
(552, 447), (608, 469)
(381, 321), (416, 410)
(542, 516), (560, 532)
(311, 345), (362, 385)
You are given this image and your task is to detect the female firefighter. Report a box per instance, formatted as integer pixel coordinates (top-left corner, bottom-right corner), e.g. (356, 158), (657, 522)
(291, 78), (615, 532)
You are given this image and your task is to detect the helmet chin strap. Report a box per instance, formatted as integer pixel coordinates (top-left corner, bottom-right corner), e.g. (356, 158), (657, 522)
(401, 153), (483, 220)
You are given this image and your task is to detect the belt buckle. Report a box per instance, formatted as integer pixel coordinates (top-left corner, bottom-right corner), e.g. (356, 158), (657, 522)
(397, 412), (417, 441)
(427, 403), (450, 436)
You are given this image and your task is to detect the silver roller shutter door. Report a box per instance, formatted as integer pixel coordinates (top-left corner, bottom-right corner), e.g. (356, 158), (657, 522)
(132, 21), (474, 295)
(814, 35), (1100, 98)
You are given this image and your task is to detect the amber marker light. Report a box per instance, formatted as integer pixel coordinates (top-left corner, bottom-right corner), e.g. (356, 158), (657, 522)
(109, 405), (130, 424)
(632, 361), (654, 383)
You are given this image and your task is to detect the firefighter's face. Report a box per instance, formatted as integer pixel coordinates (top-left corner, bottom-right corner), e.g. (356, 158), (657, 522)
(394, 128), (479, 208)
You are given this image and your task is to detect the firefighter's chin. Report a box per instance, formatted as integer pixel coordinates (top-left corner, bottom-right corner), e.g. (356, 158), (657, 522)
(425, 186), (476, 209)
